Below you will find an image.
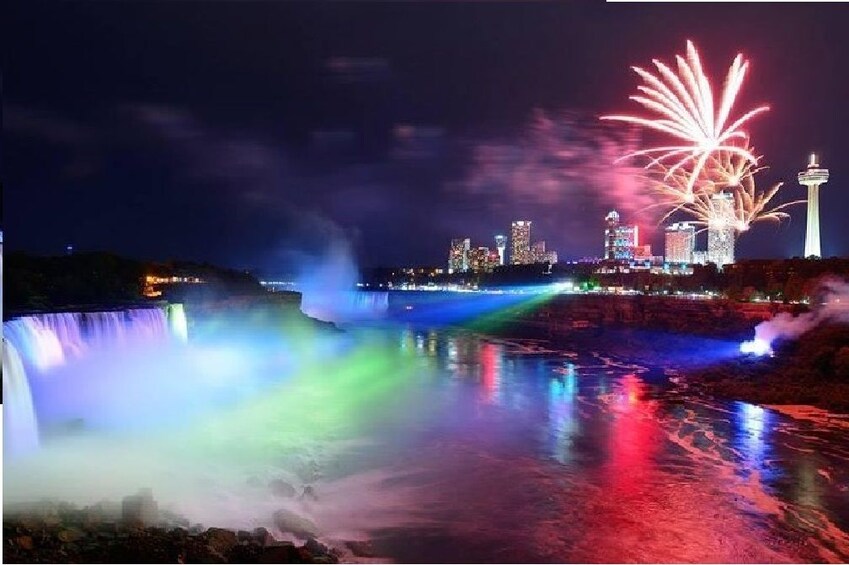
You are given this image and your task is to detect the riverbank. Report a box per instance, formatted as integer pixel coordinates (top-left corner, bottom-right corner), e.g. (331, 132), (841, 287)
(683, 323), (849, 413)
(3, 498), (345, 564)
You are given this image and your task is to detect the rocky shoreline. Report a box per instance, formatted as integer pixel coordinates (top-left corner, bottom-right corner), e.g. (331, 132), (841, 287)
(2, 494), (371, 564)
(682, 323), (849, 413)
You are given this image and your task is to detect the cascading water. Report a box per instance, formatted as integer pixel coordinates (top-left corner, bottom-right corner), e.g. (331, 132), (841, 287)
(2, 306), (186, 455)
(166, 303), (189, 342)
(3, 340), (40, 456)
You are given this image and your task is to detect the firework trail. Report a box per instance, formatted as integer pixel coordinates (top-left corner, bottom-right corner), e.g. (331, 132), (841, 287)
(602, 40), (768, 196)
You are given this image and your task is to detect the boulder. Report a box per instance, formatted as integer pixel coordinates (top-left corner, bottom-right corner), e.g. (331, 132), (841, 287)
(15, 535), (34, 551)
(204, 527), (238, 555)
(272, 510), (318, 539)
(253, 527), (274, 547)
(57, 528), (85, 543)
(258, 542), (299, 564)
(121, 489), (158, 527)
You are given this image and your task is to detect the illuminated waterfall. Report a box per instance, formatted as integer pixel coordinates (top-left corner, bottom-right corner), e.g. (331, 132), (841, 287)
(3, 340), (39, 456)
(2, 305), (189, 455)
(166, 303), (189, 342)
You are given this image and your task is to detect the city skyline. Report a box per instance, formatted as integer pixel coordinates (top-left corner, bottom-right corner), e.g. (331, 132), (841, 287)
(5, 2), (849, 271)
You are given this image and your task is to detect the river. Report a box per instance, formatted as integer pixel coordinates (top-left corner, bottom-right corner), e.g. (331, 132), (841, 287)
(5, 309), (849, 562)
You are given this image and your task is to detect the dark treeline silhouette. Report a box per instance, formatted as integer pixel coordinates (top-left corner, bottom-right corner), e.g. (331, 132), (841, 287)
(4, 252), (264, 315)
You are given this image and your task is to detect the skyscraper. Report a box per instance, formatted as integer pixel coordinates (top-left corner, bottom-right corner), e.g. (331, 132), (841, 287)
(469, 246), (493, 273)
(604, 210), (638, 261)
(707, 192), (735, 267)
(798, 153), (829, 258)
(665, 222), (695, 264)
(494, 235), (507, 266)
(531, 240), (546, 263)
(511, 221), (532, 265)
(448, 238), (470, 272)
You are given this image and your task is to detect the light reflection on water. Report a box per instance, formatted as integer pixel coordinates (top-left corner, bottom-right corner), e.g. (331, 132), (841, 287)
(380, 326), (849, 563)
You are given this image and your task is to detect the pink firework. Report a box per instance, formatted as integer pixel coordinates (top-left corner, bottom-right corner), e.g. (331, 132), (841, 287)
(601, 40), (769, 196)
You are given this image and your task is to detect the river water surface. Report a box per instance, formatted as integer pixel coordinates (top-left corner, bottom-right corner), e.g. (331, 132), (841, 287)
(6, 319), (849, 563)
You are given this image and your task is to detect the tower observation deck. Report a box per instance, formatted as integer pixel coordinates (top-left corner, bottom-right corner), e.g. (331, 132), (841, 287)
(798, 153), (829, 258)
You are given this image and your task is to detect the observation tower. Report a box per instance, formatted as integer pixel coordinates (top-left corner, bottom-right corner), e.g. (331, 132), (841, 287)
(798, 153), (829, 258)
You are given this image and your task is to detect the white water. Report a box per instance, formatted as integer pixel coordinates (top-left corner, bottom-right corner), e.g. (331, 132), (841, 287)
(3, 340), (39, 457)
(2, 307), (180, 458)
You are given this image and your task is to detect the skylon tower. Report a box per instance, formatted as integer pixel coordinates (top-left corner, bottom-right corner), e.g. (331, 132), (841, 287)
(798, 153), (829, 258)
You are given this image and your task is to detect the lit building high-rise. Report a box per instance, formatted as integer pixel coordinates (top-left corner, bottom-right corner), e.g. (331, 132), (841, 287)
(531, 240), (546, 263)
(665, 222), (696, 264)
(468, 246), (492, 273)
(494, 235), (507, 266)
(543, 250), (558, 264)
(707, 192), (735, 268)
(798, 153), (829, 258)
(448, 238), (470, 272)
(603, 210), (638, 261)
(511, 221), (532, 264)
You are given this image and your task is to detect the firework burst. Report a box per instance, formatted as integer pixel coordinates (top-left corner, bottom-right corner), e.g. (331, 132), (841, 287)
(604, 41), (802, 238)
(601, 40), (769, 196)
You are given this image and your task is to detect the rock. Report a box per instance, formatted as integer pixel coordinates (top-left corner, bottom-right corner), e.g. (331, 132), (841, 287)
(237, 529), (253, 542)
(15, 535), (34, 550)
(258, 543), (299, 564)
(204, 527), (238, 555)
(227, 542), (263, 563)
(253, 527), (274, 547)
(305, 537), (336, 561)
(57, 528), (85, 543)
(121, 489), (158, 527)
(270, 479), (297, 498)
(272, 510), (318, 540)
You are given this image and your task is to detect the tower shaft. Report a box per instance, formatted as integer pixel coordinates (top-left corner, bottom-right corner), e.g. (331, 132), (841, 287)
(804, 184), (821, 258)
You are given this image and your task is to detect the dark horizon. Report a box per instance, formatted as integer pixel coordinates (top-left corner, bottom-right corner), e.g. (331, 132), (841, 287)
(5, 1), (848, 272)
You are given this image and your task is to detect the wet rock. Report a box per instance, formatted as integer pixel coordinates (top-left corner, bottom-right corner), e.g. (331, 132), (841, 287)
(272, 509), (318, 539)
(270, 479), (298, 498)
(204, 527), (238, 555)
(57, 527), (85, 542)
(305, 537), (336, 561)
(227, 541), (263, 563)
(253, 527), (274, 547)
(122, 488), (158, 527)
(258, 543), (299, 564)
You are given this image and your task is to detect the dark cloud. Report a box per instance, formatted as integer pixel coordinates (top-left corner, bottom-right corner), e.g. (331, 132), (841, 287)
(4, 105), (101, 179)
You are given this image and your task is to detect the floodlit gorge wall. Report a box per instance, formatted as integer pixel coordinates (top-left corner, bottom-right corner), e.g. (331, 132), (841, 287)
(517, 294), (806, 338)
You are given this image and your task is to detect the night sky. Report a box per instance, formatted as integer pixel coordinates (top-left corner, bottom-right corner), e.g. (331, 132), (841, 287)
(5, 1), (849, 273)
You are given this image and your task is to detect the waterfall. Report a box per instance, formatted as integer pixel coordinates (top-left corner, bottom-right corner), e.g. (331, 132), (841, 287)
(4, 317), (67, 370)
(3, 308), (172, 369)
(3, 340), (39, 456)
(354, 291), (389, 314)
(166, 303), (189, 342)
(2, 305), (188, 455)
